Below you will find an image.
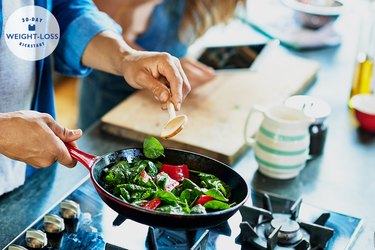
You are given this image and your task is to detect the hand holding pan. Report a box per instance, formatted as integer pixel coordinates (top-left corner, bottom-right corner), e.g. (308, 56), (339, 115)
(66, 144), (249, 230)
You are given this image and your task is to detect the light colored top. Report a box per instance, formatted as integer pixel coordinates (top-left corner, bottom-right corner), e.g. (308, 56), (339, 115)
(0, 0), (35, 195)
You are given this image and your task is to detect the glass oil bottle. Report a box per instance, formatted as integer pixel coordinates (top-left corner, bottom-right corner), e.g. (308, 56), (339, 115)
(349, 0), (375, 108)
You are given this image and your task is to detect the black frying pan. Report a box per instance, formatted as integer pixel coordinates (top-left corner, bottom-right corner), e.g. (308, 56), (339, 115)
(66, 144), (249, 230)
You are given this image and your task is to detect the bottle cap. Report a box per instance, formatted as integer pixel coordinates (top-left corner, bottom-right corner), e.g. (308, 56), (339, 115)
(25, 229), (47, 249)
(8, 245), (28, 250)
(44, 214), (65, 233)
(59, 200), (81, 219)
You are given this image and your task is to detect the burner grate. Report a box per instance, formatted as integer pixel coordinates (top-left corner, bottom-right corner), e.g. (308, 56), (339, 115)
(236, 194), (334, 250)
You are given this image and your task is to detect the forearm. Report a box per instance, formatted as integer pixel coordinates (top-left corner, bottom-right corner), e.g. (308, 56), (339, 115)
(0, 111), (82, 168)
(80, 30), (190, 110)
(0, 113), (11, 154)
(81, 30), (135, 76)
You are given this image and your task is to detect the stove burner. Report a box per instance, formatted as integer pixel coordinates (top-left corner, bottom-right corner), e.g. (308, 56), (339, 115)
(235, 194), (334, 250)
(111, 213), (230, 250)
(268, 217), (303, 245)
(5, 181), (362, 250)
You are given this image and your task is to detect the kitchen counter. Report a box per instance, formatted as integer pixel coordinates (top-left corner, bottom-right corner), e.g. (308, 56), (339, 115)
(1, 2), (375, 249)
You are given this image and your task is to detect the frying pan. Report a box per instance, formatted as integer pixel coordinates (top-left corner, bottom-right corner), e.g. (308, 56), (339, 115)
(66, 144), (249, 230)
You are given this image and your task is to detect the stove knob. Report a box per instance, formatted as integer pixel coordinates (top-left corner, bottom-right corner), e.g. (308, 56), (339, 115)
(59, 200), (81, 219)
(25, 229), (47, 249)
(7, 244), (28, 250)
(44, 214), (65, 233)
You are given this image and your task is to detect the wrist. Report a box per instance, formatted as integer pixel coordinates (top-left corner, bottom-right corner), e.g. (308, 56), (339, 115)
(0, 112), (13, 153)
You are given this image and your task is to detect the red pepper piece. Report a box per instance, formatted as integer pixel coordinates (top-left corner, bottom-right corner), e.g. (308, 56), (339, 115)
(160, 164), (189, 181)
(140, 170), (150, 183)
(194, 195), (214, 206)
(141, 198), (161, 210)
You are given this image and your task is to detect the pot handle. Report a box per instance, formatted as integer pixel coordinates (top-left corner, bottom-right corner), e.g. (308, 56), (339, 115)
(244, 104), (266, 147)
(65, 143), (99, 170)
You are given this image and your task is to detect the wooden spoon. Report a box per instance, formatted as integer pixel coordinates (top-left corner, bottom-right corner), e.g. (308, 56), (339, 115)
(160, 102), (188, 139)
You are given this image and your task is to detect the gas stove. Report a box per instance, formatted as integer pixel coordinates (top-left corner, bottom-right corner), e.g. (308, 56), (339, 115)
(4, 180), (362, 250)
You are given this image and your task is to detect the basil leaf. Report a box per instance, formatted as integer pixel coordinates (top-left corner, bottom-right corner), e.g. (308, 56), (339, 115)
(143, 136), (165, 159)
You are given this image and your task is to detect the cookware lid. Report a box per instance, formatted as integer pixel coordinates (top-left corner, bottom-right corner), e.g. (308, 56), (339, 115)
(285, 95), (331, 124)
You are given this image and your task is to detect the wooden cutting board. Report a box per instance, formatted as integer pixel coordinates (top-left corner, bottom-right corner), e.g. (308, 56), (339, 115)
(101, 49), (319, 165)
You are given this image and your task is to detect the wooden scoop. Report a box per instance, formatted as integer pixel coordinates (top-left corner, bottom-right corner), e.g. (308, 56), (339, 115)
(160, 102), (188, 139)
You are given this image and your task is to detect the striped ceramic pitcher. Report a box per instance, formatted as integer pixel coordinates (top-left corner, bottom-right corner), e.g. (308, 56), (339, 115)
(245, 104), (314, 179)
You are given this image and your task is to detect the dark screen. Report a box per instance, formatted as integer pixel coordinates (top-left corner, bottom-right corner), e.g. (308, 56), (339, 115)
(197, 44), (266, 70)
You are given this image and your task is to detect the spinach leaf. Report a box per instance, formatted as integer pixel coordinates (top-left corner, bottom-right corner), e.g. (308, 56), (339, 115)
(116, 184), (155, 202)
(181, 178), (200, 190)
(179, 189), (192, 203)
(204, 188), (228, 202)
(143, 160), (159, 177)
(204, 200), (231, 210)
(143, 136), (165, 159)
(199, 173), (231, 198)
(155, 190), (179, 205)
(155, 172), (168, 190)
(134, 170), (158, 190)
(119, 187), (131, 202)
(181, 199), (191, 214)
(103, 161), (131, 187)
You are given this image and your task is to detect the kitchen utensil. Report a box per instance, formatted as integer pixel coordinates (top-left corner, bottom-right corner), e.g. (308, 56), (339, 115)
(285, 95), (331, 158)
(244, 104), (314, 179)
(160, 102), (188, 139)
(350, 94), (375, 132)
(65, 144), (249, 230)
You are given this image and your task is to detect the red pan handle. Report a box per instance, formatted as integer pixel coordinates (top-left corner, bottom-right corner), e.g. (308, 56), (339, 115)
(65, 143), (99, 170)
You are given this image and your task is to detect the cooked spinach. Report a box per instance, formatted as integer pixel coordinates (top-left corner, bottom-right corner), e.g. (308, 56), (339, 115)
(102, 136), (234, 215)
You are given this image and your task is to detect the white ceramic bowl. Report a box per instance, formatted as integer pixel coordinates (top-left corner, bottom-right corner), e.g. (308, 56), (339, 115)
(282, 0), (344, 29)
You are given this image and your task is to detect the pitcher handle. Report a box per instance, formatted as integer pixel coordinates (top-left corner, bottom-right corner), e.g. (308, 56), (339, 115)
(244, 104), (266, 147)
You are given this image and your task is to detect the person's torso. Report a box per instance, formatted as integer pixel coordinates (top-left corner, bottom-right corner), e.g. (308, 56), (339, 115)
(0, 0), (36, 195)
(0, 0), (36, 113)
(135, 0), (188, 57)
(95, 0), (188, 58)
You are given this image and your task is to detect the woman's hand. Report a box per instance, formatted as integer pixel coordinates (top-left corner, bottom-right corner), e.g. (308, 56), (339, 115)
(0, 111), (82, 168)
(180, 58), (216, 89)
(82, 31), (191, 111)
(120, 50), (191, 110)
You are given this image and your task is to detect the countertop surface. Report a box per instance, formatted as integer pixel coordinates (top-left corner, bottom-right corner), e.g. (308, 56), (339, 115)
(1, 1), (375, 249)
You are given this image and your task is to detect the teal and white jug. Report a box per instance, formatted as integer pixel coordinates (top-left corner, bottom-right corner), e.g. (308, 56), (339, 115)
(245, 104), (314, 179)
